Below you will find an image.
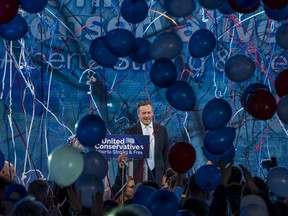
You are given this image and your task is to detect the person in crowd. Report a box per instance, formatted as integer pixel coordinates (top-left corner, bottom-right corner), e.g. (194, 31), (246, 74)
(139, 179), (160, 191)
(12, 196), (48, 216)
(125, 100), (171, 188)
(0, 161), (17, 182)
(28, 179), (61, 215)
(239, 164), (280, 216)
(66, 186), (104, 216)
(208, 159), (234, 216)
(161, 167), (177, 189)
(179, 173), (211, 216)
(3, 183), (28, 216)
(226, 165), (244, 216)
(115, 176), (135, 205)
(0, 176), (11, 215)
(104, 152), (128, 201)
(273, 200), (288, 216)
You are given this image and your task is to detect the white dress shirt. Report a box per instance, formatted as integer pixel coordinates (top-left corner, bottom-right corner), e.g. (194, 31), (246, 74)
(141, 122), (155, 170)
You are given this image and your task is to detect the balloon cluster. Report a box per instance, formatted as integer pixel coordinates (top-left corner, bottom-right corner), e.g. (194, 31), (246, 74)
(239, 69), (288, 124)
(201, 98), (236, 165)
(89, 0), (150, 68)
(75, 150), (107, 208)
(162, 0), (288, 15)
(48, 146), (108, 207)
(48, 114), (108, 207)
(0, 0), (47, 40)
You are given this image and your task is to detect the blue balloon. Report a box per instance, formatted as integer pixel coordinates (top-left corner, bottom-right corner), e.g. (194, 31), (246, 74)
(163, 0), (196, 17)
(225, 54), (256, 82)
(218, 1), (235, 14)
(75, 114), (106, 147)
(83, 151), (108, 179)
(166, 81), (196, 111)
(133, 186), (157, 208)
(177, 210), (196, 216)
(203, 145), (236, 165)
(204, 127), (236, 154)
(233, 0), (260, 9)
(195, 165), (221, 192)
(19, 0), (47, 13)
(276, 23), (288, 50)
(150, 58), (177, 88)
(277, 95), (288, 125)
(202, 98), (232, 130)
(227, 0), (260, 13)
(198, 0), (225, 10)
(241, 83), (269, 111)
(121, 0), (148, 24)
(148, 190), (179, 216)
(0, 14), (28, 40)
(129, 38), (152, 63)
(75, 174), (104, 208)
(266, 167), (288, 198)
(150, 32), (183, 60)
(0, 151), (4, 171)
(264, 4), (288, 21)
(105, 29), (136, 57)
(188, 29), (216, 58)
(263, 0), (288, 9)
(89, 37), (118, 68)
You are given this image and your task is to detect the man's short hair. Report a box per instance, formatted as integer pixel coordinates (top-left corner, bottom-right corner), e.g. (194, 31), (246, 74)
(137, 101), (153, 112)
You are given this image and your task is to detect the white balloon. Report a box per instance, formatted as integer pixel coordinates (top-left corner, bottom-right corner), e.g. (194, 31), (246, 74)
(266, 167), (288, 198)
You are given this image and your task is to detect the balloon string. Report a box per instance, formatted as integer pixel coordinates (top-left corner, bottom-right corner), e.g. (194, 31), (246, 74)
(143, 68), (151, 103)
(217, 11), (265, 41)
(43, 61), (55, 171)
(224, 15), (275, 85)
(147, 8), (190, 42)
(7, 41), (18, 178)
(105, 173), (115, 201)
(0, 48), (8, 100)
(254, 121), (277, 152)
(12, 117), (39, 179)
(183, 112), (191, 142)
(13, 39), (39, 178)
(229, 107), (244, 126)
(276, 116), (288, 137)
(142, 10), (165, 36)
(106, 70), (130, 97)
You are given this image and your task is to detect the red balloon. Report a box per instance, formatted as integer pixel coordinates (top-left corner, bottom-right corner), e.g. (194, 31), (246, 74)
(0, 0), (19, 24)
(262, 0), (287, 9)
(168, 141), (196, 173)
(246, 89), (277, 120)
(275, 69), (288, 98)
(227, 0), (260, 13)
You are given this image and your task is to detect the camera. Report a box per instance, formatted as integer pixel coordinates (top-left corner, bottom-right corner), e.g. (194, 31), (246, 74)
(260, 157), (277, 171)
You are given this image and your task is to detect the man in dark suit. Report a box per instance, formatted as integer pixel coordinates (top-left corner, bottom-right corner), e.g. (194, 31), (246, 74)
(125, 100), (170, 187)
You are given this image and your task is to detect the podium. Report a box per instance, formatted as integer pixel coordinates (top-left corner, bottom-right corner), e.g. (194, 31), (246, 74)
(94, 134), (150, 181)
